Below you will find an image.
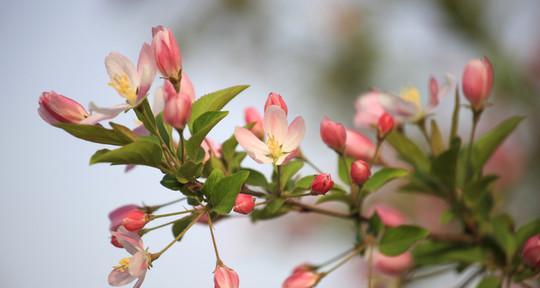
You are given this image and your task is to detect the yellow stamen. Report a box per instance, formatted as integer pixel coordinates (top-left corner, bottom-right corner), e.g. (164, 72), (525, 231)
(114, 257), (131, 272)
(400, 87), (422, 110)
(109, 74), (137, 106)
(266, 135), (283, 161)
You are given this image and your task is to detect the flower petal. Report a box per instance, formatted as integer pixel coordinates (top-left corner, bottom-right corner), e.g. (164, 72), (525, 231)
(112, 226), (144, 254)
(234, 127), (271, 163)
(136, 43), (156, 103)
(80, 102), (131, 125)
(105, 52), (138, 88)
(133, 274), (146, 288)
(180, 72), (196, 102)
(128, 252), (149, 278)
(428, 73), (455, 112)
(263, 105), (288, 144)
(108, 269), (136, 286)
(282, 116), (305, 152)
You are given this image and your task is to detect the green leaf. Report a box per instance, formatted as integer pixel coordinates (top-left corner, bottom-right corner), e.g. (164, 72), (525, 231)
(185, 111), (228, 160)
(156, 113), (173, 147)
(362, 168), (409, 193)
(413, 241), (491, 266)
(161, 174), (182, 191)
(476, 276), (501, 288)
(56, 123), (135, 146)
(379, 225), (429, 256)
(471, 116), (524, 170)
(188, 85), (249, 131)
(250, 199), (288, 221)
(90, 136), (162, 168)
(294, 175), (315, 191)
(449, 87), (460, 145)
(338, 156), (353, 184)
(110, 122), (138, 143)
(176, 160), (204, 183)
(279, 160), (304, 190)
(430, 119), (445, 156)
(491, 214), (516, 263)
(316, 189), (352, 206)
(210, 170), (250, 214)
(431, 138), (461, 193)
(202, 169), (225, 199)
(386, 131), (430, 171)
(242, 168), (269, 188)
(171, 214), (197, 241)
(515, 219), (540, 249)
(134, 99), (157, 134)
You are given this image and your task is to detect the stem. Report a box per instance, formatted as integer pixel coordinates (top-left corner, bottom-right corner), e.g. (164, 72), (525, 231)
(317, 246), (358, 268)
(417, 119), (431, 147)
(140, 219), (178, 236)
(370, 140), (383, 167)
(367, 246), (374, 288)
(276, 165), (282, 196)
(151, 209), (197, 220)
(466, 109), (482, 180)
(178, 128), (185, 163)
(456, 267), (484, 288)
(287, 200), (355, 220)
(152, 212), (203, 260)
(145, 197), (186, 213)
(320, 245), (364, 278)
(303, 157), (323, 173)
(207, 211), (222, 264)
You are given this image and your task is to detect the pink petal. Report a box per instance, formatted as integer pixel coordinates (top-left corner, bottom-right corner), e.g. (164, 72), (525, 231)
(427, 74), (455, 112)
(152, 86), (165, 115)
(136, 43), (156, 103)
(234, 127), (271, 163)
(282, 116), (305, 152)
(180, 72), (196, 101)
(80, 102), (131, 124)
(264, 106), (288, 144)
(128, 252), (149, 278)
(133, 274), (146, 288)
(109, 205), (140, 230)
(113, 226), (144, 254)
(378, 93), (418, 120)
(108, 269), (136, 286)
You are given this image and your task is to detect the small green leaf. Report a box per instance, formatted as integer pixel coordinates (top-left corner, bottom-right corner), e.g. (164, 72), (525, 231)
(156, 113), (173, 147)
(176, 160), (204, 183)
(90, 136), (162, 168)
(338, 156), (353, 184)
(413, 241), (490, 266)
(250, 199), (288, 221)
(134, 99), (157, 134)
(294, 175), (315, 190)
(472, 116), (524, 170)
(279, 160), (304, 190)
(211, 170), (250, 214)
(515, 219), (540, 249)
(171, 214), (197, 241)
(202, 169), (225, 198)
(188, 85), (249, 131)
(185, 111), (228, 160)
(242, 168), (269, 188)
(449, 87), (460, 144)
(56, 123), (134, 146)
(386, 131), (430, 171)
(362, 168), (409, 193)
(430, 119), (445, 156)
(476, 276), (501, 288)
(491, 214), (516, 263)
(316, 189), (352, 206)
(161, 174), (182, 191)
(380, 225), (429, 256)
(431, 138), (461, 193)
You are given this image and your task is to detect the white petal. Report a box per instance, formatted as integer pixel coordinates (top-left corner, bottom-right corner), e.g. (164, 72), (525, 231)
(136, 43), (156, 103)
(264, 105), (288, 144)
(152, 86), (165, 115)
(79, 102), (130, 124)
(108, 269), (136, 286)
(128, 252), (149, 278)
(113, 226), (144, 255)
(282, 116), (305, 152)
(234, 127), (270, 163)
(105, 52), (138, 87)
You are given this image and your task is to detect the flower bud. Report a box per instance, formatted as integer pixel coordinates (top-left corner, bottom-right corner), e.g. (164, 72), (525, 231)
(244, 107), (264, 139)
(344, 129), (376, 162)
(233, 193), (256, 215)
(152, 26), (182, 79)
(122, 209), (148, 231)
(38, 91), (89, 125)
(522, 234), (540, 268)
(110, 235), (123, 248)
(351, 160), (371, 185)
(429, 76), (439, 107)
(320, 117), (347, 153)
(282, 264), (320, 288)
(462, 57), (493, 109)
(264, 92), (288, 115)
(367, 205), (406, 227)
(377, 112), (395, 137)
(109, 204), (142, 231)
(311, 173), (333, 195)
(163, 80), (192, 129)
(373, 249), (413, 275)
(214, 264), (239, 288)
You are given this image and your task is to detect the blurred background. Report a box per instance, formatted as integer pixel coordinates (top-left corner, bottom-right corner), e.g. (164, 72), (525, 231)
(1, 0), (539, 287)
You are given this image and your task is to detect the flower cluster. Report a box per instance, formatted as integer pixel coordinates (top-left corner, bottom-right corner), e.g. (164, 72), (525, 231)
(39, 25), (539, 288)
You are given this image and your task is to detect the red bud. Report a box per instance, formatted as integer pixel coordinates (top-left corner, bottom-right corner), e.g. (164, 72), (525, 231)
(351, 160), (371, 185)
(311, 173), (334, 195)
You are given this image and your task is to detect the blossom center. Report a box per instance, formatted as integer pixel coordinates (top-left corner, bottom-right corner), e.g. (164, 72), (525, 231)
(266, 135), (282, 161)
(109, 74), (137, 106)
(114, 257), (131, 272)
(400, 87), (421, 110)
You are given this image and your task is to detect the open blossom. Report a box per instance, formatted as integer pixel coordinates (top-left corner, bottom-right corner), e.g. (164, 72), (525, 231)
(152, 26), (182, 80)
(214, 264), (239, 288)
(233, 193), (256, 214)
(109, 205), (145, 248)
(89, 43), (157, 123)
(522, 234), (540, 268)
(234, 104), (305, 165)
(320, 117), (347, 153)
(462, 57), (493, 109)
(282, 264), (320, 288)
(265, 92), (288, 114)
(344, 129), (376, 162)
(372, 249), (413, 276)
(163, 80), (192, 129)
(108, 227), (151, 288)
(311, 173), (334, 195)
(354, 91), (388, 128)
(244, 107), (264, 139)
(38, 91), (89, 125)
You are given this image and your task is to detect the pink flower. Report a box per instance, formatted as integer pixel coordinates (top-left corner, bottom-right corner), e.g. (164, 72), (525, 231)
(234, 105), (305, 165)
(522, 234), (540, 268)
(311, 173), (334, 195)
(372, 249), (413, 276)
(320, 117), (347, 153)
(351, 160), (371, 185)
(282, 264), (320, 288)
(264, 92), (288, 115)
(344, 129), (376, 162)
(109, 205), (143, 232)
(38, 91), (89, 125)
(180, 72), (196, 102)
(163, 80), (192, 129)
(108, 227), (150, 288)
(122, 209), (148, 232)
(365, 205), (406, 227)
(202, 138), (222, 163)
(214, 264), (239, 288)
(244, 107), (264, 139)
(152, 26), (182, 80)
(462, 57), (493, 109)
(233, 193), (256, 214)
(354, 91), (387, 128)
(377, 112), (395, 137)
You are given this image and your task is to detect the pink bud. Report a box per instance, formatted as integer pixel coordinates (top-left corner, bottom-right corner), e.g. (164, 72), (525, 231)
(244, 107), (264, 139)
(214, 264), (239, 288)
(377, 112), (395, 137)
(110, 235), (123, 248)
(163, 80), (192, 129)
(264, 92), (288, 115)
(370, 205), (406, 227)
(108, 204), (142, 231)
(373, 250), (413, 275)
(320, 117), (347, 153)
(122, 209), (148, 232)
(38, 91), (89, 125)
(522, 234), (540, 268)
(233, 193), (256, 215)
(462, 57), (493, 109)
(282, 264), (320, 288)
(152, 26), (182, 79)
(428, 76), (439, 107)
(344, 129), (376, 162)
(311, 174), (334, 195)
(351, 160), (371, 185)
